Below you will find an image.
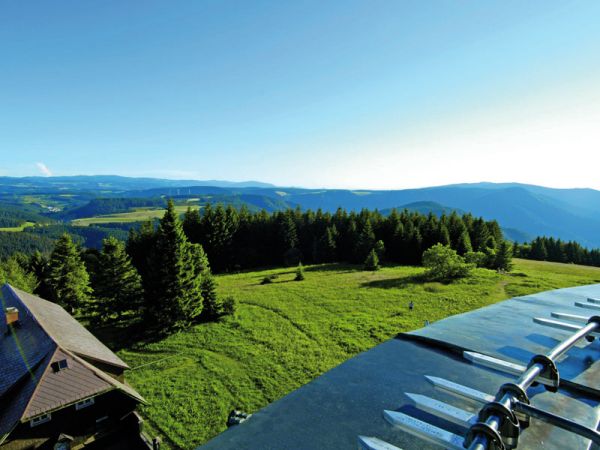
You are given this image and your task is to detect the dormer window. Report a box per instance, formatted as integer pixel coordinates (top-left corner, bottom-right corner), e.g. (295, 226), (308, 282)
(75, 397), (95, 410)
(51, 359), (69, 372)
(30, 413), (51, 427)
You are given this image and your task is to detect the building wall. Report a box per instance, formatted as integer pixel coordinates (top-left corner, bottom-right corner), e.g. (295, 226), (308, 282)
(1, 391), (138, 450)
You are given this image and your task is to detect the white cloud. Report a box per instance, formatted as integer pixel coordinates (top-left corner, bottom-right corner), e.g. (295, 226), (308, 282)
(36, 162), (52, 177)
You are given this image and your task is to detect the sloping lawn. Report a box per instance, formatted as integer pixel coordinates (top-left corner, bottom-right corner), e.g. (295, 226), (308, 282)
(119, 259), (600, 449)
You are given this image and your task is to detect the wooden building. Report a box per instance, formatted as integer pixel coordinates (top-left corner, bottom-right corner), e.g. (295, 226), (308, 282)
(0, 284), (146, 449)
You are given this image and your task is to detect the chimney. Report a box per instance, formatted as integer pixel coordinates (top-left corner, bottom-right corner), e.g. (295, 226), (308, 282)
(5, 307), (19, 326)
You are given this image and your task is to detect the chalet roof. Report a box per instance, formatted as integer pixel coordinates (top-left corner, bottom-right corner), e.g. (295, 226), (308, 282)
(200, 283), (600, 450)
(0, 284), (144, 440)
(8, 285), (129, 369)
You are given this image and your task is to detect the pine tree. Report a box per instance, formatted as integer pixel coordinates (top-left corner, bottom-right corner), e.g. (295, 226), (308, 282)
(295, 262), (305, 281)
(47, 234), (92, 314)
(93, 236), (143, 323)
(148, 200), (202, 330)
(364, 249), (380, 271)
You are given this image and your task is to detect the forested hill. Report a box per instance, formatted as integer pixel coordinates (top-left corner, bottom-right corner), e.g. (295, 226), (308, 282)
(2, 176), (600, 247)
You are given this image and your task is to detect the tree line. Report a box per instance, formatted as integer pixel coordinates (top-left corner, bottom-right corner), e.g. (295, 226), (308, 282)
(516, 236), (600, 267)
(174, 204), (513, 273)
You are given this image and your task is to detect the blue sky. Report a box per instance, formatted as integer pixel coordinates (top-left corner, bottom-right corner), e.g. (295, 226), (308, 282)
(1, 1), (600, 189)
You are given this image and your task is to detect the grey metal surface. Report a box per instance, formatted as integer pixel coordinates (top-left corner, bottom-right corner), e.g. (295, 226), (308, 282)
(200, 283), (600, 450)
(408, 283), (600, 393)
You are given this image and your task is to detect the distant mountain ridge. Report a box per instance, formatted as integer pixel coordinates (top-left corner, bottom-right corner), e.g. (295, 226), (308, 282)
(2, 176), (600, 247)
(0, 175), (275, 192)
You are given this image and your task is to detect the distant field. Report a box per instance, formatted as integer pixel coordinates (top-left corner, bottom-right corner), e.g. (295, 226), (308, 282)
(72, 206), (193, 226)
(119, 259), (600, 449)
(0, 221), (35, 232)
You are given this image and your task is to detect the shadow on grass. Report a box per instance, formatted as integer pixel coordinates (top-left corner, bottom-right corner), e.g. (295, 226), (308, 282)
(358, 272), (460, 290)
(304, 263), (360, 273)
(89, 318), (178, 352)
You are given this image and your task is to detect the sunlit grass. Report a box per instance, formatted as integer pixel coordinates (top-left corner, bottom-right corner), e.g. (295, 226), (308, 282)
(119, 259), (600, 449)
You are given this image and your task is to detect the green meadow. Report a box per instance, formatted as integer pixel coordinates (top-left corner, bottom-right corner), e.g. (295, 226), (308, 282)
(118, 259), (600, 449)
(72, 206), (193, 226)
(0, 221), (35, 232)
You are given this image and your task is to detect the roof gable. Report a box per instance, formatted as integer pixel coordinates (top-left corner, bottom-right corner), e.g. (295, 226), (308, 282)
(22, 348), (113, 420)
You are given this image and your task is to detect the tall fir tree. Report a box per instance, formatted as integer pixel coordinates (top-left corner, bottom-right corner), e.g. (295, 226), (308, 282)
(47, 233), (92, 314)
(148, 200), (203, 330)
(93, 236), (143, 323)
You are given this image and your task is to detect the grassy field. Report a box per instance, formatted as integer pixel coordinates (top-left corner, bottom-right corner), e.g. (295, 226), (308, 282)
(72, 206), (193, 226)
(118, 259), (600, 449)
(0, 221), (35, 232)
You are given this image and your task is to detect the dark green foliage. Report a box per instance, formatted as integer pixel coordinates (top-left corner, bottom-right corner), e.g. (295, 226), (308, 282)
(0, 256), (38, 292)
(146, 200), (202, 330)
(28, 251), (53, 299)
(464, 251), (487, 268)
(456, 229), (473, 255)
(355, 220), (376, 262)
(221, 295), (237, 317)
(529, 237), (549, 261)
(517, 236), (600, 268)
(374, 240), (385, 261)
(422, 244), (473, 281)
(0, 204), (52, 227)
(172, 204), (505, 272)
(364, 249), (380, 271)
(201, 274), (222, 320)
(294, 262), (305, 281)
(493, 240), (514, 272)
(92, 236), (143, 323)
(28, 224), (128, 249)
(47, 234), (92, 313)
(0, 231), (56, 259)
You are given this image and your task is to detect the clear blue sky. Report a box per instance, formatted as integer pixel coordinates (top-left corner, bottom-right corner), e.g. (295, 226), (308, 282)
(2, 1), (600, 189)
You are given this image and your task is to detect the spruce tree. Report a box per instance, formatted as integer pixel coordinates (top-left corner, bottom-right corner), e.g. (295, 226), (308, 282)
(149, 200), (202, 330)
(47, 234), (92, 314)
(355, 220), (376, 262)
(364, 249), (380, 271)
(29, 250), (53, 299)
(494, 240), (514, 272)
(456, 229), (473, 255)
(200, 274), (221, 320)
(94, 236), (143, 323)
(295, 262), (305, 281)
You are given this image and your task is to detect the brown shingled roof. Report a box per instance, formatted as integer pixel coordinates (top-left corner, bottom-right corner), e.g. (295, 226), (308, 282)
(8, 285), (129, 369)
(22, 348), (113, 419)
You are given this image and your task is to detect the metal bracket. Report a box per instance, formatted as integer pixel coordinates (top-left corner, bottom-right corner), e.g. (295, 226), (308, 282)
(464, 422), (506, 450)
(527, 355), (559, 392)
